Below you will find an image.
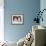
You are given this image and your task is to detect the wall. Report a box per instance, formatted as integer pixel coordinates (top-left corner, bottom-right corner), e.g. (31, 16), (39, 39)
(40, 0), (46, 27)
(4, 0), (40, 42)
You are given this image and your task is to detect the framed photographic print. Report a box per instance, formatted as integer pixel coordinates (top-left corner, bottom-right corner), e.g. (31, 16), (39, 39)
(12, 15), (24, 24)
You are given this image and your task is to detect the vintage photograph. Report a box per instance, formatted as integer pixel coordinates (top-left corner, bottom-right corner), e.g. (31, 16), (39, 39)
(12, 15), (23, 24)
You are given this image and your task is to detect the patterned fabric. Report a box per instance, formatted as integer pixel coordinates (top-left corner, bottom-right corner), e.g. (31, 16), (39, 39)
(23, 32), (34, 46)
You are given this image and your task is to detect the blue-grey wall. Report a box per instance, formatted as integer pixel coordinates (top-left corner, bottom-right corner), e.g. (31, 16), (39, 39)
(40, 0), (46, 27)
(4, 0), (40, 42)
